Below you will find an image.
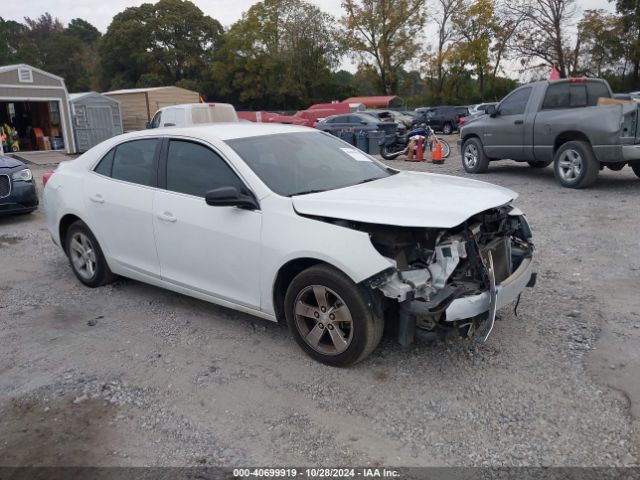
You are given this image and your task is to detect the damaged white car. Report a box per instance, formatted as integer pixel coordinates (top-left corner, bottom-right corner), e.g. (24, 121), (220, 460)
(44, 124), (535, 366)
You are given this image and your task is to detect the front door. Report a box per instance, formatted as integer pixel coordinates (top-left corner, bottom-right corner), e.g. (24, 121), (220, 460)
(482, 87), (532, 161)
(152, 139), (262, 309)
(84, 138), (161, 277)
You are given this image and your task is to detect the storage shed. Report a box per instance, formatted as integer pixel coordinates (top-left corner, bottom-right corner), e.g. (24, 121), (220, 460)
(70, 92), (123, 153)
(0, 64), (75, 153)
(104, 86), (201, 132)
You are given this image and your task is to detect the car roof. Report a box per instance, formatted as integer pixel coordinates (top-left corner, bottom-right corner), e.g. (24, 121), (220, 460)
(115, 123), (313, 142)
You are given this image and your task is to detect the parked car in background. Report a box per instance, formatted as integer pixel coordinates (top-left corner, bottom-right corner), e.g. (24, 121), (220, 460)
(316, 113), (388, 135)
(365, 110), (414, 127)
(0, 155), (38, 215)
(43, 123), (535, 366)
(148, 103), (238, 129)
(419, 106), (469, 134)
(469, 102), (498, 116)
(459, 78), (640, 188)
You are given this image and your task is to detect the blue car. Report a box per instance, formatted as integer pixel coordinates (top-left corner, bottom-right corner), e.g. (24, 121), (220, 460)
(0, 156), (38, 216)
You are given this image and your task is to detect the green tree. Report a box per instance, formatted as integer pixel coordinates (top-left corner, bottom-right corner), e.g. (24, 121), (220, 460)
(213, 0), (344, 109)
(0, 18), (25, 65)
(99, 0), (223, 90)
(612, 0), (640, 89)
(341, 0), (426, 94)
(576, 10), (625, 79)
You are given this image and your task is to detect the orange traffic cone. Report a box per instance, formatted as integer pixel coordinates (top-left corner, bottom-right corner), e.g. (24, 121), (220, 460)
(407, 139), (415, 161)
(416, 137), (424, 161)
(432, 142), (443, 164)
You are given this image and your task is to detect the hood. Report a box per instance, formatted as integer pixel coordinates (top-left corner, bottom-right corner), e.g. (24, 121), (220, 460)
(292, 171), (517, 228)
(0, 155), (25, 169)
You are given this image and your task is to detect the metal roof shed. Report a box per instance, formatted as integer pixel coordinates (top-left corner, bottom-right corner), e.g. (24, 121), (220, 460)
(0, 64), (75, 153)
(69, 92), (123, 153)
(104, 86), (201, 132)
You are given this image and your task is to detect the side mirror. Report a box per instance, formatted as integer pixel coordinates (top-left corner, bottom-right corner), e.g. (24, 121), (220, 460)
(205, 186), (259, 210)
(486, 105), (498, 117)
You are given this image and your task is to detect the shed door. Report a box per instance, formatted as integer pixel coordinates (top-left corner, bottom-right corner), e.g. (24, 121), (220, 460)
(88, 106), (116, 145)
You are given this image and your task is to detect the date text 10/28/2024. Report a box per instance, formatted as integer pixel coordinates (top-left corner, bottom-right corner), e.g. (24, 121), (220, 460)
(233, 469), (401, 478)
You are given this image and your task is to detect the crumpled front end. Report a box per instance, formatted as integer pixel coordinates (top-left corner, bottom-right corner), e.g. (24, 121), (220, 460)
(364, 205), (536, 344)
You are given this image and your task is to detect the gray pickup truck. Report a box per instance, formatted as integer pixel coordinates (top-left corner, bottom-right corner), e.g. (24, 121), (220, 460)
(458, 78), (640, 188)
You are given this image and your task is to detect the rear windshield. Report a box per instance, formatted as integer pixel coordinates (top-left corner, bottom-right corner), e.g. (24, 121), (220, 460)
(191, 106), (238, 124)
(543, 81), (611, 109)
(225, 132), (393, 197)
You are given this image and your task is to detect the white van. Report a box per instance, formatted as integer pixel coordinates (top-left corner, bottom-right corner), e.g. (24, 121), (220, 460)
(147, 103), (238, 129)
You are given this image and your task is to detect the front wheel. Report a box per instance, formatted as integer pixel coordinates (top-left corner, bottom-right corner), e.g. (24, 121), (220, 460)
(284, 264), (384, 367)
(436, 139), (451, 159)
(462, 137), (489, 173)
(553, 141), (599, 188)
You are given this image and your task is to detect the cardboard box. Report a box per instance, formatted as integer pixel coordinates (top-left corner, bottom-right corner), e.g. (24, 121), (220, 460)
(597, 97), (634, 106)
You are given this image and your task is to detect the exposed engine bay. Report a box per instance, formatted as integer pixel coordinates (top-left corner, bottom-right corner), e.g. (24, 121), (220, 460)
(319, 205), (536, 344)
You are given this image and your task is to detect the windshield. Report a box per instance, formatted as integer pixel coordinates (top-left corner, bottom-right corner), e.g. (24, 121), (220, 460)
(225, 132), (394, 197)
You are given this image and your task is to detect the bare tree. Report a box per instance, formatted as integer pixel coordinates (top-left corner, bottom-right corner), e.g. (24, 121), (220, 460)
(508, 0), (577, 78)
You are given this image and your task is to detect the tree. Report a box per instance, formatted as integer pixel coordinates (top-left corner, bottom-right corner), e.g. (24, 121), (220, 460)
(431, 0), (464, 102)
(509, 0), (578, 78)
(66, 18), (101, 45)
(99, 0), (223, 90)
(0, 18), (25, 65)
(341, 0), (426, 94)
(452, 0), (496, 100)
(576, 10), (625, 78)
(214, 0), (344, 109)
(612, 0), (640, 89)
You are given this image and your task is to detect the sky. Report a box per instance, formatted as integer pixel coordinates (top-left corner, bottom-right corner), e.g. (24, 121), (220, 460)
(1, 0), (615, 75)
(1, 0), (613, 33)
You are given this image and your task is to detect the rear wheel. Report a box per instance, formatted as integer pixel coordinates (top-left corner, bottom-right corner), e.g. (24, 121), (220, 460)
(380, 144), (406, 160)
(442, 123), (453, 135)
(462, 137), (489, 173)
(553, 141), (599, 188)
(65, 220), (116, 288)
(284, 264), (383, 367)
(631, 161), (640, 178)
(527, 160), (551, 168)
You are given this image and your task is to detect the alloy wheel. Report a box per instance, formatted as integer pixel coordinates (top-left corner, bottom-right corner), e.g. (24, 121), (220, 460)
(557, 149), (583, 182)
(293, 285), (353, 356)
(69, 232), (97, 280)
(464, 144), (479, 169)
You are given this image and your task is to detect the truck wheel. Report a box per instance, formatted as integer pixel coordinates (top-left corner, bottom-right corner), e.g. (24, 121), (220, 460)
(442, 123), (453, 135)
(462, 137), (490, 173)
(631, 161), (640, 178)
(284, 264), (384, 367)
(553, 141), (599, 189)
(527, 161), (551, 168)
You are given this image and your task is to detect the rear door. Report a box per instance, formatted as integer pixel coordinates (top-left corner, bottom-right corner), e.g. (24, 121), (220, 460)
(483, 87), (532, 160)
(152, 138), (262, 308)
(84, 138), (162, 277)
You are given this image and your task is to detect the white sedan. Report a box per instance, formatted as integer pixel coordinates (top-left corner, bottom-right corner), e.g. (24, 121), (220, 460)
(44, 124), (535, 366)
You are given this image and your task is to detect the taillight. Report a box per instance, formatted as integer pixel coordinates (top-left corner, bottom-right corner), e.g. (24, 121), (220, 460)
(42, 170), (55, 187)
(459, 117), (465, 126)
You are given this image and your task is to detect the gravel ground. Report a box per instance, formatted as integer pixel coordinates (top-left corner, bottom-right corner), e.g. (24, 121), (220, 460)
(1, 139), (639, 467)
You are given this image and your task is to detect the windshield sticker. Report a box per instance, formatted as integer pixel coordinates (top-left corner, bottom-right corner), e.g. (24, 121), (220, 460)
(341, 148), (372, 162)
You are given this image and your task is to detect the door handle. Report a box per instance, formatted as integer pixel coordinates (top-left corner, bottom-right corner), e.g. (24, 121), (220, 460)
(90, 194), (104, 204)
(514, 120), (524, 125)
(157, 212), (177, 223)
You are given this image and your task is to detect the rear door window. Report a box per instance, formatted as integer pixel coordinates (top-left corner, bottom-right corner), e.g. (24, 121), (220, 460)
(111, 139), (159, 186)
(94, 149), (115, 176)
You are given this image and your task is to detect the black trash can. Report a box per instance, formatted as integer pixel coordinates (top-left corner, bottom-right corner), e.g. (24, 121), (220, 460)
(367, 131), (384, 156)
(339, 131), (356, 146)
(356, 131), (369, 153)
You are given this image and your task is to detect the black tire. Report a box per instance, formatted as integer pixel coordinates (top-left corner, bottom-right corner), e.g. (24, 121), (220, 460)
(631, 161), (640, 178)
(65, 220), (116, 288)
(461, 137), (490, 173)
(380, 144), (406, 160)
(527, 160), (551, 168)
(442, 123), (453, 135)
(553, 141), (599, 189)
(284, 264), (384, 367)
